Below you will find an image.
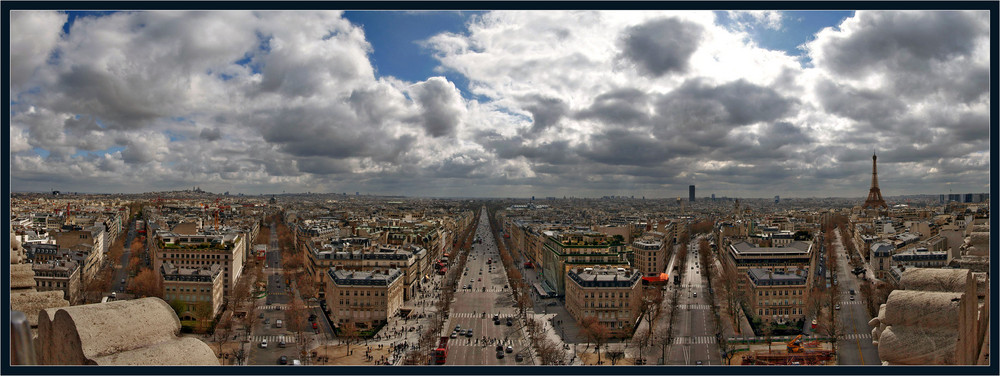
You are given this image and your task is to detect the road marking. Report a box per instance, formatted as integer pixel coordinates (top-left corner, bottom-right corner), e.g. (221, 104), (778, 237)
(251, 335), (292, 343)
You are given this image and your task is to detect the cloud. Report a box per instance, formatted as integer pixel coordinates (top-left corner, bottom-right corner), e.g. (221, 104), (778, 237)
(199, 128), (222, 141)
(9, 11), (67, 91)
(408, 77), (465, 137)
(7, 10), (989, 197)
(519, 94), (569, 136)
(617, 17), (704, 77)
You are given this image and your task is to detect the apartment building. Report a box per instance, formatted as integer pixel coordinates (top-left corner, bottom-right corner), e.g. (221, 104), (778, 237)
(542, 231), (629, 296)
(631, 236), (668, 278)
(325, 268), (404, 329)
(161, 262), (225, 319)
(306, 240), (427, 301)
(725, 241), (813, 275)
(565, 267), (642, 337)
(152, 231), (246, 301)
(32, 258), (82, 304)
(870, 242), (894, 280)
(54, 226), (106, 282)
(746, 267), (809, 324)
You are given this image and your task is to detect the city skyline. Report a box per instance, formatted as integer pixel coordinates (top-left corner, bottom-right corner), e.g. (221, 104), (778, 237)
(8, 9), (991, 198)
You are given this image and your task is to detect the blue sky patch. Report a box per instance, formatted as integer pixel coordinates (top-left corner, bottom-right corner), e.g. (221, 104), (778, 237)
(343, 11), (478, 94)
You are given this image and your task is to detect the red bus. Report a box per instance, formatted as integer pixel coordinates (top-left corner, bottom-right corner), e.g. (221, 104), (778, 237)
(433, 337), (449, 364)
(524, 262), (533, 269)
(437, 267), (448, 276)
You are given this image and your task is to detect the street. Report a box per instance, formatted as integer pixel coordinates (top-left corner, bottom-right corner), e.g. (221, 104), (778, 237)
(665, 235), (722, 365)
(445, 208), (532, 365)
(109, 219), (136, 298)
(832, 231), (881, 365)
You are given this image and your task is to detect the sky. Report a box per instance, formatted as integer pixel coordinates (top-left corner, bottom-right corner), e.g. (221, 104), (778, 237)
(8, 10), (991, 199)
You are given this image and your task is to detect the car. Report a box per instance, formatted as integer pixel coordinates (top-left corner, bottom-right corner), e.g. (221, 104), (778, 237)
(695, 360), (703, 365)
(494, 314), (500, 320)
(455, 325), (461, 331)
(496, 351), (505, 359)
(121, 279), (125, 285)
(478, 278), (481, 281)
(547, 301), (558, 306)
(849, 289), (856, 295)
(835, 304), (841, 310)
(259, 312), (265, 319)
(110, 292), (117, 299)
(279, 355), (288, 365)
(693, 292), (697, 297)
(264, 318), (270, 325)
(496, 345), (503, 352)
(279, 340), (286, 348)
(494, 319), (501, 325)
(506, 318), (513, 326)
(450, 332), (458, 338)
(515, 353), (524, 362)
(506, 346), (513, 353)
(466, 330), (473, 338)
(850, 295), (855, 301)
(313, 322), (319, 329)
(261, 339), (268, 348)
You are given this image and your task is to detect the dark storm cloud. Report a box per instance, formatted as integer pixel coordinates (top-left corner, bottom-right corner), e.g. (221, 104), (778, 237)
(519, 94), (569, 136)
(816, 11), (987, 77)
(296, 157), (353, 175)
(477, 131), (580, 166)
(199, 128), (222, 141)
(618, 17), (704, 77)
(656, 78), (795, 128)
(575, 88), (651, 127)
(254, 104), (414, 164)
(410, 77), (464, 138)
(50, 65), (169, 129)
(815, 79), (905, 129)
(578, 129), (672, 167)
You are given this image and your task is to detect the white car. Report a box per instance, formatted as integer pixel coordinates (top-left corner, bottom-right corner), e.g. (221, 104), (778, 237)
(835, 304), (841, 310)
(261, 339), (268, 348)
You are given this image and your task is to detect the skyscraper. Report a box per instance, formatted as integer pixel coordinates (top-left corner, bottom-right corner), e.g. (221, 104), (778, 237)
(689, 185), (695, 202)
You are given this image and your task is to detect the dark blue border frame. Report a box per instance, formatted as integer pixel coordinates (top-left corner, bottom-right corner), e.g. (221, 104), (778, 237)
(3, 1), (997, 375)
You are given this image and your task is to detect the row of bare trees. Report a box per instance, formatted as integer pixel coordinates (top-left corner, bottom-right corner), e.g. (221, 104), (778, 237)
(404, 207), (479, 365)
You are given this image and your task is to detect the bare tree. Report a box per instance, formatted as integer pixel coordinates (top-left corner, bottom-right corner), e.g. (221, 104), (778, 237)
(287, 296), (310, 362)
(580, 316), (609, 365)
(340, 321), (359, 357)
(128, 267), (163, 298)
(639, 287), (664, 355)
(762, 324), (774, 353)
(213, 313), (234, 357)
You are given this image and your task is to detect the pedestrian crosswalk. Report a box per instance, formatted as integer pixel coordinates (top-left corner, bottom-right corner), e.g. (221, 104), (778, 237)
(450, 312), (517, 319)
(840, 300), (863, 305)
(679, 304), (711, 310)
(458, 288), (506, 293)
(258, 305), (283, 310)
(251, 335), (293, 343)
(841, 333), (871, 340)
(670, 336), (716, 345)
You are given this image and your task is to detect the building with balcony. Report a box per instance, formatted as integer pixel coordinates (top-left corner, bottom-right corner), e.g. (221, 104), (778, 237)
(565, 267), (642, 337)
(746, 267), (809, 325)
(152, 231), (246, 301)
(325, 268), (403, 329)
(542, 231), (628, 296)
(161, 262), (224, 320)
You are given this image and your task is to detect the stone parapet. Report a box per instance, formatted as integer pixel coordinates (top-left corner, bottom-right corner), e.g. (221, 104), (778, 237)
(11, 291), (69, 328)
(36, 297), (219, 366)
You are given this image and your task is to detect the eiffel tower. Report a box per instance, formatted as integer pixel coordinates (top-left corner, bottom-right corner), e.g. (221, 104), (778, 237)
(862, 152), (888, 209)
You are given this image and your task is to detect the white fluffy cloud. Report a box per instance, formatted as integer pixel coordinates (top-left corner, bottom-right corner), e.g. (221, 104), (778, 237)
(8, 10), (990, 197)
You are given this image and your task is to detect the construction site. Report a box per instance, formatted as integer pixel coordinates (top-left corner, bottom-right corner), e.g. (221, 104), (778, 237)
(734, 335), (837, 365)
